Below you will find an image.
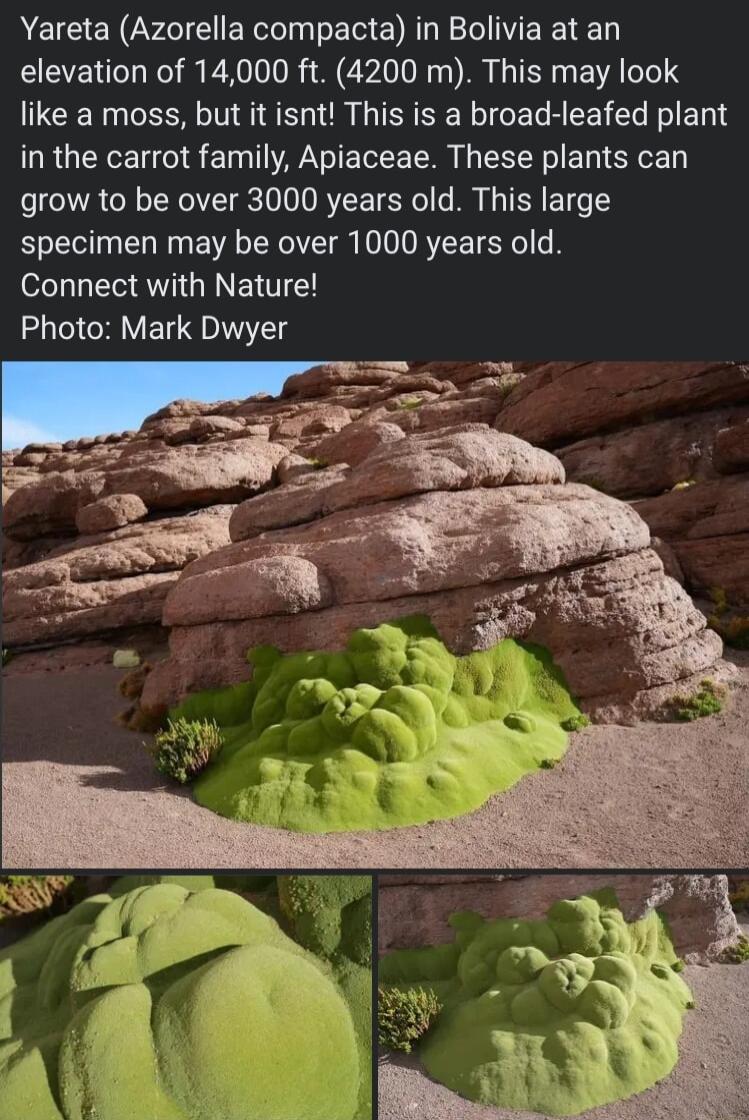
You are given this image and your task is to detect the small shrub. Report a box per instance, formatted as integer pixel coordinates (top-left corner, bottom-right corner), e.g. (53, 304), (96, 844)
(561, 713), (591, 732)
(306, 457), (328, 470)
(396, 397), (423, 411)
(150, 717), (224, 784)
(720, 935), (749, 964)
(672, 679), (724, 722)
(0, 876), (75, 921)
(378, 986), (442, 1053)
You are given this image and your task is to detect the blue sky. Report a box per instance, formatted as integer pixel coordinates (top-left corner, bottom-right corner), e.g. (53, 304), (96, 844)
(1, 362), (319, 447)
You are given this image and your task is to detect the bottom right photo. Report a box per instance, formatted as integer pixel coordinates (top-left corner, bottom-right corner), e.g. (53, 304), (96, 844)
(377, 871), (748, 1119)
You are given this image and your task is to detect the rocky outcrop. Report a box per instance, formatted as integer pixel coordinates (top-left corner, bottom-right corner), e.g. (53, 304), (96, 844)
(139, 425), (722, 725)
(377, 873), (742, 962)
(4, 360), (744, 682)
(3, 507), (234, 645)
(497, 362), (749, 604)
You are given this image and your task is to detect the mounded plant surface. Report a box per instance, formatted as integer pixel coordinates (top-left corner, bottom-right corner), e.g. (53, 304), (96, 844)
(379, 889), (693, 1116)
(175, 616), (581, 832)
(278, 875), (372, 1120)
(0, 882), (363, 1120)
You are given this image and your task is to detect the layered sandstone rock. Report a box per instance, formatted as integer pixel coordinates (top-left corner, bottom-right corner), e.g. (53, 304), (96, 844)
(497, 361), (749, 603)
(139, 425), (722, 725)
(3, 507), (234, 645)
(377, 874), (741, 963)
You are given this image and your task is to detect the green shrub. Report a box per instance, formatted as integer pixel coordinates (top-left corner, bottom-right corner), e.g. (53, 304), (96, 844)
(671, 479), (696, 491)
(395, 397), (423, 410)
(0, 875), (75, 921)
(673, 679), (724, 722)
(306, 457), (328, 470)
(721, 935), (749, 964)
(378, 986), (442, 1053)
(150, 717), (224, 784)
(561, 713), (591, 732)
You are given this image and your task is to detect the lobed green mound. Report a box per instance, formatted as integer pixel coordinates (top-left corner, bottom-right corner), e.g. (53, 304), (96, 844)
(379, 890), (693, 1116)
(178, 616), (581, 832)
(0, 882), (362, 1120)
(278, 876), (373, 1120)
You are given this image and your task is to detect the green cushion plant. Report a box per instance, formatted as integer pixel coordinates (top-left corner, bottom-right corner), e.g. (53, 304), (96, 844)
(379, 890), (694, 1116)
(165, 616), (582, 832)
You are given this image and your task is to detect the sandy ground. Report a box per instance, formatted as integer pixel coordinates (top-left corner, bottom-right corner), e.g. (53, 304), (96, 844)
(2, 655), (748, 871)
(378, 935), (749, 1120)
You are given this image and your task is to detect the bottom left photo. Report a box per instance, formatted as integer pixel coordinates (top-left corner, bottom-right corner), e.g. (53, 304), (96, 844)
(0, 872), (373, 1120)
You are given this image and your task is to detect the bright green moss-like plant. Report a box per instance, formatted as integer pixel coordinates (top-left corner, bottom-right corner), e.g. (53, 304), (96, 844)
(379, 890), (693, 1116)
(561, 713), (591, 732)
(378, 986), (442, 1052)
(0, 883), (363, 1120)
(180, 616), (582, 832)
(279, 876), (372, 1119)
(0, 875), (74, 921)
(721, 935), (749, 964)
(673, 679), (725, 722)
(395, 397), (424, 410)
(151, 716), (223, 783)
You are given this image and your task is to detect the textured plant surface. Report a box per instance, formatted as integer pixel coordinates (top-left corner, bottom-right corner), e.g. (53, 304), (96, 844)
(673, 679), (724, 722)
(0, 876), (75, 921)
(278, 876), (372, 1120)
(178, 616), (580, 831)
(721, 935), (749, 964)
(151, 716), (224, 783)
(379, 890), (693, 1117)
(378, 986), (442, 1052)
(0, 882), (363, 1120)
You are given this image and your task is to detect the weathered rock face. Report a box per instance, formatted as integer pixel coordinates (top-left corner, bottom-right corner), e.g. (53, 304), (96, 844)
(377, 874), (741, 963)
(3, 507), (234, 645)
(497, 362), (749, 603)
(3, 360), (743, 680)
(139, 425), (721, 725)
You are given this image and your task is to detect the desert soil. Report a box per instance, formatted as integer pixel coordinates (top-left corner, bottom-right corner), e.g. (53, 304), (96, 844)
(2, 652), (748, 870)
(378, 934), (749, 1120)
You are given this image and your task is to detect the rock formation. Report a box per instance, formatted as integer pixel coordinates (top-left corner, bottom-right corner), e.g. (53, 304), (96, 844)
(496, 361), (749, 605)
(139, 423), (722, 725)
(3, 361), (741, 729)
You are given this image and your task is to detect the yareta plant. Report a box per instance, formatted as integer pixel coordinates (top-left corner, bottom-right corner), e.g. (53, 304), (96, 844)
(0, 882), (363, 1120)
(168, 616), (582, 831)
(379, 889), (694, 1116)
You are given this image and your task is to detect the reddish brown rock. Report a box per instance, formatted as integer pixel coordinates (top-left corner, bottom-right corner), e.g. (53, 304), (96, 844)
(558, 405), (749, 498)
(499, 361), (749, 446)
(229, 427), (565, 541)
(75, 494), (148, 534)
(281, 361), (410, 398)
(714, 417), (749, 473)
(3, 507), (233, 645)
(141, 427), (721, 724)
(3, 441), (288, 540)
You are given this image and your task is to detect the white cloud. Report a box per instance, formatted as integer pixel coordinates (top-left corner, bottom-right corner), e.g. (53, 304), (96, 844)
(2, 414), (60, 450)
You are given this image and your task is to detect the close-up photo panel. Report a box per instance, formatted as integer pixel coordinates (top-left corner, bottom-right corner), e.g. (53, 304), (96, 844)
(1, 5), (747, 1120)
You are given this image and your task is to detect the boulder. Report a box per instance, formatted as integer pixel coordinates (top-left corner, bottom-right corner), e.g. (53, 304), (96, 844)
(140, 427), (721, 723)
(75, 493), (148, 534)
(3, 507), (234, 646)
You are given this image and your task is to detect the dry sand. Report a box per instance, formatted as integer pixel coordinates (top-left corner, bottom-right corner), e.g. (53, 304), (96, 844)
(378, 933), (749, 1120)
(2, 653), (748, 871)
